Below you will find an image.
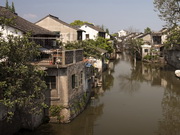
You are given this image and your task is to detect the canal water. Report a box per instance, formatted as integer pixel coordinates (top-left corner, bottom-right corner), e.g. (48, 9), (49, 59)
(18, 52), (180, 135)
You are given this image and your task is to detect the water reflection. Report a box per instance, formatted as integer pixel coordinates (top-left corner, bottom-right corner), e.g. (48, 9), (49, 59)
(156, 67), (180, 135)
(117, 53), (180, 134)
(17, 53), (180, 135)
(17, 101), (104, 135)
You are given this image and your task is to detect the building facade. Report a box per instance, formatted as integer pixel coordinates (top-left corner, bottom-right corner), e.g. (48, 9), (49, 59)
(80, 23), (106, 40)
(36, 14), (83, 43)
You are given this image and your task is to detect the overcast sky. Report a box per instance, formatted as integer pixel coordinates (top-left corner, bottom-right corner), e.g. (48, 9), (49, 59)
(1, 0), (166, 33)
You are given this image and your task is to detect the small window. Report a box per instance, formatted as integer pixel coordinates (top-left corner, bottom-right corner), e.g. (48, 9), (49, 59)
(79, 71), (83, 85)
(144, 49), (148, 53)
(45, 76), (56, 89)
(72, 74), (78, 89)
(86, 34), (89, 39)
(53, 31), (60, 36)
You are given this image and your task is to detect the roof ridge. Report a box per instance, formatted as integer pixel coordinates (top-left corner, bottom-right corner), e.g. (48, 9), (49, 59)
(37, 14), (82, 31)
(0, 6), (57, 36)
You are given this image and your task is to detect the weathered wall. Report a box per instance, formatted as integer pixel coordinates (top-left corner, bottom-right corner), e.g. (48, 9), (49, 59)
(36, 16), (78, 43)
(166, 50), (180, 68)
(0, 104), (21, 135)
(142, 34), (152, 44)
(46, 61), (87, 123)
(0, 104), (44, 135)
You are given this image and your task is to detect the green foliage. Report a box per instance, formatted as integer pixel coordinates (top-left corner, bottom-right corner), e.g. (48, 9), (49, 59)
(105, 28), (110, 34)
(5, 0), (16, 13)
(65, 37), (113, 59)
(49, 105), (62, 117)
(11, 2), (15, 13)
(70, 20), (92, 26)
(164, 27), (180, 50)
(144, 27), (152, 33)
(143, 55), (158, 60)
(6, 0), (9, 9)
(0, 16), (15, 29)
(70, 93), (88, 116)
(154, 0), (180, 51)
(0, 34), (47, 121)
(49, 105), (63, 122)
(154, 0), (180, 27)
(127, 38), (144, 58)
(111, 33), (118, 37)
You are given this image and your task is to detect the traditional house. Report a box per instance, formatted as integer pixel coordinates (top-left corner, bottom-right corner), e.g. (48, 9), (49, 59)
(35, 14), (83, 43)
(80, 23), (106, 40)
(151, 28), (168, 57)
(137, 33), (152, 44)
(118, 29), (128, 37)
(0, 7), (92, 125)
(33, 49), (91, 123)
(141, 44), (151, 58)
(0, 7), (58, 42)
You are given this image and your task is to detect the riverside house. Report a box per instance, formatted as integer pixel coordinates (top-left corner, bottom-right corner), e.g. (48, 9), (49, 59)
(80, 23), (106, 40)
(0, 6), (91, 134)
(35, 14), (83, 43)
(33, 48), (91, 123)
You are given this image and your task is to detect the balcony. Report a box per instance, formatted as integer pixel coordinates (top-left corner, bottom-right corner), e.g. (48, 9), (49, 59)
(32, 49), (83, 68)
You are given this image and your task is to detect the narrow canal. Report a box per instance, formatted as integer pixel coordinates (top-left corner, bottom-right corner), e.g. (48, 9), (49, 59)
(19, 52), (180, 135)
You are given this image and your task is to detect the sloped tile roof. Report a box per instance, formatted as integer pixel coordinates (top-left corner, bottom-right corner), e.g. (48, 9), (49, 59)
(0, 6), (57, 36)
(36, 14), (83, 32)
(83, 23), (105, 33)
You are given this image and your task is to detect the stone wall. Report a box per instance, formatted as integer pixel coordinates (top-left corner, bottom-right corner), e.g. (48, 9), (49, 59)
(0, 109), (21, 135)
(166, 50), (180, 69)
(47, 61), (90, 123)
(0, 104), (44, 135)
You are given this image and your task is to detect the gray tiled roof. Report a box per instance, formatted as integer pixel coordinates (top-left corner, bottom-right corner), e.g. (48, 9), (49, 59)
(83, 23), (105, 33)
(36, 14), (83, 32)
(0, 6), (57, 36)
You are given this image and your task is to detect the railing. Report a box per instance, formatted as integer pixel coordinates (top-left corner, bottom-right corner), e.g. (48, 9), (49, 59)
(33, 49), (83, 67)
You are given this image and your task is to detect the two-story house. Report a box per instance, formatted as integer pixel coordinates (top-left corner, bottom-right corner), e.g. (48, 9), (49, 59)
(35, 14), (83, 43)
(33, 49), (91, 123)
(80, 23), (106, 40)
(0, 6), (91, 133)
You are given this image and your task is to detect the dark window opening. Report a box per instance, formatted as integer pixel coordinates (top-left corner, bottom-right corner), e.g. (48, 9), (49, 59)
(72, 74), (78, 89)
(153, 36), (161, 44)
(45, 76), (56, 89)
(86, 34), (89, 39)
(144, 49), (148, 53)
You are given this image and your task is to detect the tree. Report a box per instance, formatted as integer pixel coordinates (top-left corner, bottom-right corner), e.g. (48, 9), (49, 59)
(0, 33), (47, 120)
(5, 0), (9, 9)
(144, 27), (152, 33)
(111, 33), (118, 37)
(125, 26), (140, 34)
(11, 2), (15, 13)
(154, 0), (180, 27)
(65, 37), (113, 59)
(126, 38), (144, 59)
(70, 20), (91, 26)
(5, 0), (16, 13)
(165, 27), (180, 50)
(105, 28), (110, 34)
